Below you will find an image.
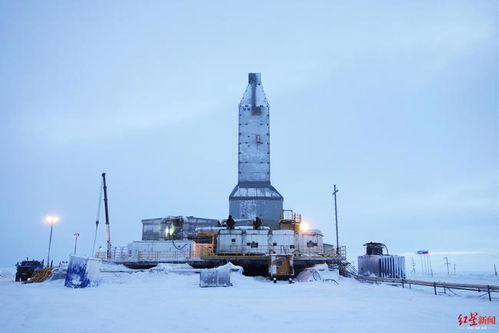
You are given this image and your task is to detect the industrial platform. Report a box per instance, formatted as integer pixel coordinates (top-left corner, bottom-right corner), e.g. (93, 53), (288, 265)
(97, 246), (347, 276)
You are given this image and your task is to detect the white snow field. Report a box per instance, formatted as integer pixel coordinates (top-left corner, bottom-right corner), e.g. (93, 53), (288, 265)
(0, 266), (497, 333)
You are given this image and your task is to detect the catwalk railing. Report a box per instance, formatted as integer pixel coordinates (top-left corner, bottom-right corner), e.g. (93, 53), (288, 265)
(95, 245), (347, 262)
(352, 274), (499, 302)
(211, 245), (346, 258)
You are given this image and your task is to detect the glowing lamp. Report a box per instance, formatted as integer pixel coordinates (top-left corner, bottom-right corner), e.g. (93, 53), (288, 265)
(44, 214), (60, 225)
(300, 222), (310, 232)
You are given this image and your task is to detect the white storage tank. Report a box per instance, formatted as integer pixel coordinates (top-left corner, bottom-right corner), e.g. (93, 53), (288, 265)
(270, 230), (296, 255)
(243, 229), (270, 255)
(217, 230), (244, 254)
(297, 229), (324, 255)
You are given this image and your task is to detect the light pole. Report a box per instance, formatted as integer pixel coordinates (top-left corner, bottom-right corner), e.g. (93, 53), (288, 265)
(332, 185), (339, 255)
(44, 214), (60, 267)
(73, 233), (80, 255)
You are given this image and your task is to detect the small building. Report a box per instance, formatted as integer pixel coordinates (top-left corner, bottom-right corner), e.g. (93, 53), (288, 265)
(141, 216), (220, 241)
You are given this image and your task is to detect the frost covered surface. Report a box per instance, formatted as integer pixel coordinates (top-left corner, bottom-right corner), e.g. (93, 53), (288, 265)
(0, 268), (497, 333)
(64, 256), (102, 288)
(148, 262), (197, 274)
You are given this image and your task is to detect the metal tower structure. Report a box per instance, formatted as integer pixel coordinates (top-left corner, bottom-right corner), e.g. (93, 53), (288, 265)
(229, 73), (283, 229)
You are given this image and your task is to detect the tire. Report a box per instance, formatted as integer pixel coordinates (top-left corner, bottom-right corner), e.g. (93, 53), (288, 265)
(15, 274), (20, 282)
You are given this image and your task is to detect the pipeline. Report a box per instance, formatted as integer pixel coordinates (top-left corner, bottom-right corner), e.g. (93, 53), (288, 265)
(350, 269), (498, 302)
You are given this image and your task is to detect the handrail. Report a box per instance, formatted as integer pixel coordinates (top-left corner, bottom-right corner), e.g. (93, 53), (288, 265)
(353, 274), (498, 301)
(95, 245), (347, 262)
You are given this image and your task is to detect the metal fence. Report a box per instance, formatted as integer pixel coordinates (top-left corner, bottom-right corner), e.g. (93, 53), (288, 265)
(211, 245), (346, 258)
(353, 274), (499, 302)
(95, 247), (191, 262)
(96, 245), (347, 262)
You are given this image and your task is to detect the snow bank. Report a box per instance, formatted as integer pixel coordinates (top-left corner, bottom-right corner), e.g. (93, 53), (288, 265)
(296, 264), (340, 283)
(0, 269), (497, 333)
(216, 262), (244, 274)
(0, 267), (15, 281)
(149, 263), (195, 274)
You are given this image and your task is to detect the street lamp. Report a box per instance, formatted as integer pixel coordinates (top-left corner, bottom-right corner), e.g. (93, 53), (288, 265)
(332, 185), (339, 255)
(44, 214), (60, 267)
(73, 233), (80, 255)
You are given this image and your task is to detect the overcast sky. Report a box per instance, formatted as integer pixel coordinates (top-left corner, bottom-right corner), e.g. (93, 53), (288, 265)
(1, 1), (498, 272)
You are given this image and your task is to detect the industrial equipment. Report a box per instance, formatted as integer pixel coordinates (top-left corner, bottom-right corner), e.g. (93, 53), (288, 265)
(278, 210), (301, 232)
(142, 216), (220, 241)
(102, 173), (112, 259)
(270, 230), (295, 254)
(358, 242), (405, 278)
(229, 73), (283, 229)
(244, 229), (269, 254)
(217, 229), (244, 254)
(297, 230), (324, 256)
(128, 240), (193, 261)
(91, 74), (347, 277)
(199, 267), (232, 287)
(269, 254), (294, 282)
(64, 256), (102, 288)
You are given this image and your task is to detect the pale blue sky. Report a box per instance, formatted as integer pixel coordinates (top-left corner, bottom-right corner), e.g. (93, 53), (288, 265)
(1, 1), (498, 272)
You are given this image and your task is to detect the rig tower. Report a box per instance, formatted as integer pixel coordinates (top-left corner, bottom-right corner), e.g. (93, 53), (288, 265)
(229, 73), (283, 229)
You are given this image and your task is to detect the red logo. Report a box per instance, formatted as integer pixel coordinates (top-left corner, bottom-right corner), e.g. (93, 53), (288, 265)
(458, 313), (496, 328)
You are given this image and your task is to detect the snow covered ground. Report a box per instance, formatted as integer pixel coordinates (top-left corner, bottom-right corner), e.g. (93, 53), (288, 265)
(0, 266), (497, 333)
